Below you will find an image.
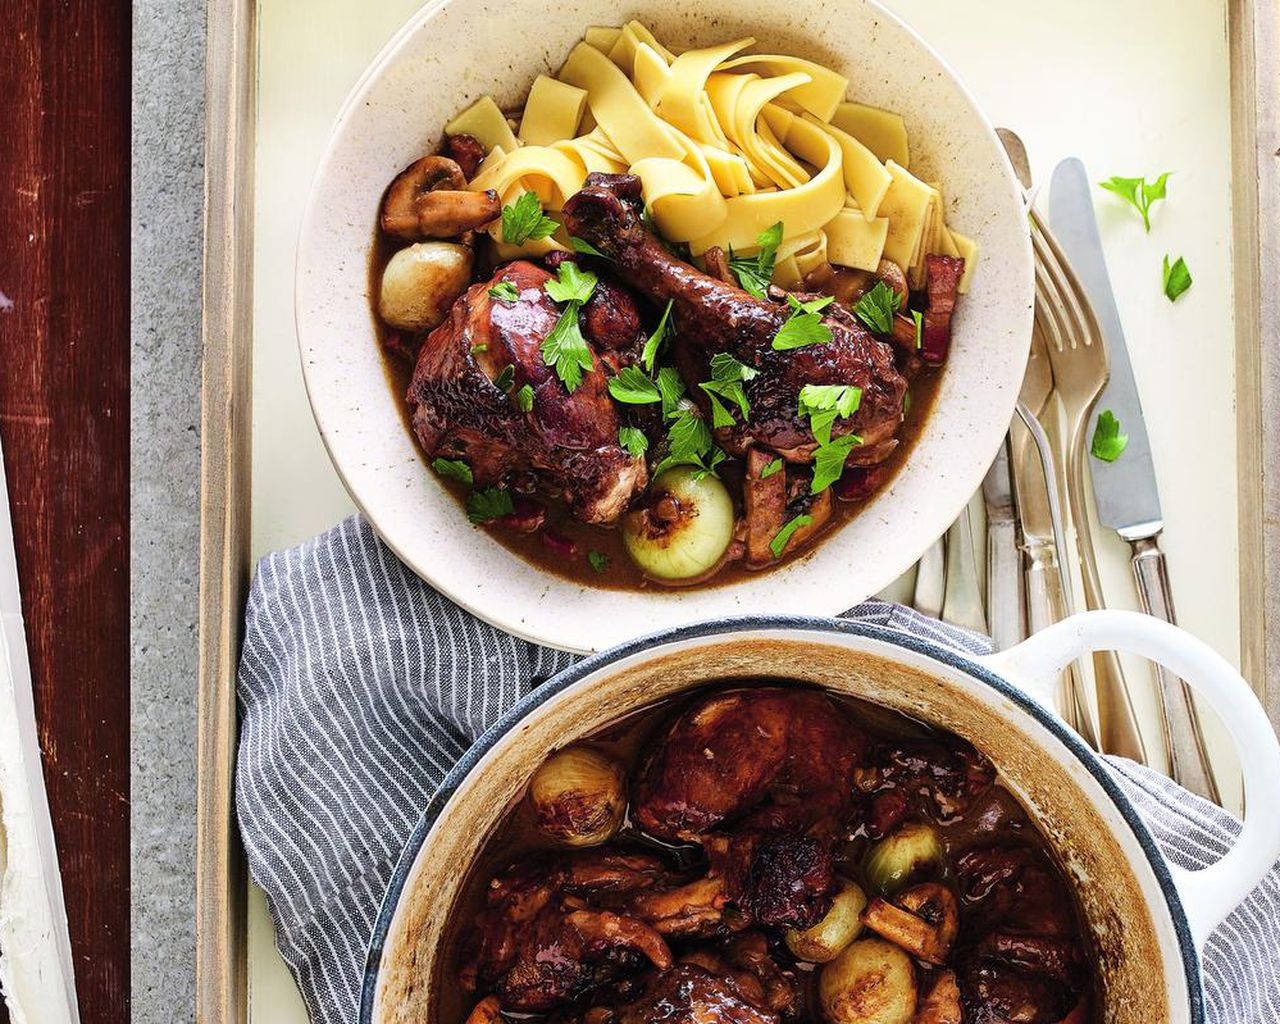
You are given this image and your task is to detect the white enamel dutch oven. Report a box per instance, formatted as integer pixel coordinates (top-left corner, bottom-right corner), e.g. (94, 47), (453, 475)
(296, 0), (1033, 653)
(361, 611), (1280, 1024)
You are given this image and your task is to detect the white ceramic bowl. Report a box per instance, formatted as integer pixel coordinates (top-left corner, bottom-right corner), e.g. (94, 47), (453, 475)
(296, 0), (1032, 653)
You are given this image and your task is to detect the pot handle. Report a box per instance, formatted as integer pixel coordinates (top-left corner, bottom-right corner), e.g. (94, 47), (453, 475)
(980, 609), (1280, 949)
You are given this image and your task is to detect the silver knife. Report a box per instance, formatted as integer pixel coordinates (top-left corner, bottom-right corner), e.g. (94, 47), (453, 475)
(981, 437), (1024, 651)
(1049, 157), (1221, 802)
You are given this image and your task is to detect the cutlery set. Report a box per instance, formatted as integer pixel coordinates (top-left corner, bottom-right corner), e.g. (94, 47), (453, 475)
(908, 129), (1224, 803)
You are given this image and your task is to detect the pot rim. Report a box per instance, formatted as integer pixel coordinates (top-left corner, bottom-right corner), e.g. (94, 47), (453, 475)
(359, 614), (1205, 1023)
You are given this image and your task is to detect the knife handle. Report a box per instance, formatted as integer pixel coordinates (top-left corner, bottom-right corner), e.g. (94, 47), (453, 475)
(986, 516), (1024, 651)
(1131, 536), (1223, 804)
(1024, 546), (1096, 746)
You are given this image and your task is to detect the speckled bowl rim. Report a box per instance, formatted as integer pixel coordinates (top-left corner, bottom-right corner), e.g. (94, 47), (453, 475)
(295, 0), (1034, 654)
(358, 615), (1203, 1023)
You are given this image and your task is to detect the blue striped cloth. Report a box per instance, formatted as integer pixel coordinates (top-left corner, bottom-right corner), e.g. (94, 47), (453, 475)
(234, 516), (1280, 1023)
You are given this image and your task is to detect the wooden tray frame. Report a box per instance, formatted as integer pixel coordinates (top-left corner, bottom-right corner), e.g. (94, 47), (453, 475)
(194, 1), (1278, 1019)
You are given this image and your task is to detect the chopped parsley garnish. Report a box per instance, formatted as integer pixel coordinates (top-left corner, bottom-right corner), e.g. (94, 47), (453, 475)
(912, 309), (923, 349)
(501, 191), (559, 245)
(641, 300), (674, 373)
(657, 366), (687, 419)
(540, 262), (598, 392)
(618, 426), (649, 458)
(1090, 409), (1129, 462)
(466, 487), (514, 524)
(431, 457), (473, 486)
(811, 433), (862, 493)
(470, 343), (489, 354)
(570, 235), (607, 257)
(1162, 254), (1192, 302)
(773, 294), (834, 351)
(1099, 173), (1171, 232)
(515, 383), (534, 412)
(852, 280), (902, 334)
(769, 513), (813, 559)
(488, 281), (520, 303)
(798, 384), (862, 445)
(760, 457), (783, 479)
(728, 222), (783, 298)
(653, 408), (722, 478)
(608, 366), (662, 404)
(492, 365), (515, 392)
(587, 550), (609, 573)
(699, 352), (759, 425)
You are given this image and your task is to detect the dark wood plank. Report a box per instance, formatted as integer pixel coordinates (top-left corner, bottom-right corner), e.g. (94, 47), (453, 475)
(0, 1), (131, 1021)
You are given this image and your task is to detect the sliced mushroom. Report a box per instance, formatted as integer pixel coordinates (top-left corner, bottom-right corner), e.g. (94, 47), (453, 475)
(381, 155), (500, 240)
(876, 258), (909, 308)
(702, 245), (735, 285)
(861, 883), (958, 965)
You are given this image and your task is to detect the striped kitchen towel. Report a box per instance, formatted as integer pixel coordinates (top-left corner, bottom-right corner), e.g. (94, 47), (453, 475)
(235, 515), (1280, 1023)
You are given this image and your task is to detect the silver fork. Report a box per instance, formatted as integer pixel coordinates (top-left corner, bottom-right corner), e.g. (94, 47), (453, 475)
(1029, 213), (1147, 763)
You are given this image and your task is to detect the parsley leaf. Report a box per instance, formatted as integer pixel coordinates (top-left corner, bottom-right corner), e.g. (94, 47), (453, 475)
(570, 235), (607, 257)
(811, 433), (862, 493)
(587, 550), (609, 573)
(488, 281), (520, 303)
(1099, 173), (1171, 232)
(515, 383), (534, 412)
(1090, 409), (1128, 462)
(466, 487), (514, 523)
(852, 280), (902, 334)
(769, 513), (813, 559)
(657, 366), (687, 419)
(773, 293), (834, 351)
(608, 367), (662, 404)
(699, 352), (759, 422)
(431, 457), (473, 486)
(653, 408), (721, 477)
(544, 261), (598, 305)
(798, 384), (862, 445)
(760, 457), (783, 479)
(728, 222), (783, 298)
(501, 191), (559, 245)
(912, 309), (923, 350)
(493, 365), (515, 392)
(1162, 254), (1192, 302)
(618, 425), (649, 458)
(541, 307), (594, 393)
(470, 343), (489, 355)
(641, 300), (674, 373)
(540, 262), (599, 392)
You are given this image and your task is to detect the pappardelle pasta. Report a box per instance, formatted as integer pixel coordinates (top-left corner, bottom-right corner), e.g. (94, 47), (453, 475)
(371, 25), (975, 588)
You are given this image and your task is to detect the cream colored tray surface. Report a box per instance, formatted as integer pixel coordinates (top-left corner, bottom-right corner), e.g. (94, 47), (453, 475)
(241, 0), (1256, 1017)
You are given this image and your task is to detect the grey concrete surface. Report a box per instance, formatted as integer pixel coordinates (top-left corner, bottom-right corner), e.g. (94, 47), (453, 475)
(130, 1), (206, 1020)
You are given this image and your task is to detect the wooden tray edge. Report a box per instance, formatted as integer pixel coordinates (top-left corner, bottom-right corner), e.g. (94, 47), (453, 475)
(1228, 0), (1279, 721)
(196, 0), (257, 1020)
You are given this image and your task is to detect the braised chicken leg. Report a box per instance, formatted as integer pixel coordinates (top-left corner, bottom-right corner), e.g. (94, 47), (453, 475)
(561, 174), (908, 460)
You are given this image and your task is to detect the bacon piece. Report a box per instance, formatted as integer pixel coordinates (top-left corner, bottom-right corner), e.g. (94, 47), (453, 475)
(919, 254), (964, 364)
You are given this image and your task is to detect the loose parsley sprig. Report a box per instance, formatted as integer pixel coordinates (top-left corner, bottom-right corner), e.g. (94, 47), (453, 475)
(760, 458), (783, 479)
(797, 384), (862, 446)
(618, 426), (648, 458)
(1162, 254), (1192, 302)
(501, 191), (559, 245)
(431, 457), (473, 486)
(466, 487), (514, 523)
(1099, 173), (1171, 232)
(488, 281), (519, 303)
(852, 281), (902, 334)
(608, 367), (662, 404)
(773, 294), (834, 351)
(641, 300), (674, 373)
(810, 434), (862, 493)
(540, 261), (598, 392)
(729, 222), (783, 298)
(1090, 410), (1128, 462)
(699, 353), (759, 427)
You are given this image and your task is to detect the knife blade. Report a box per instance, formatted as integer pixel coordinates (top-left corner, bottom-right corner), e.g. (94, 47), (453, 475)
(1049, 157), (1221, 802)
(0, 429), (80, 1024)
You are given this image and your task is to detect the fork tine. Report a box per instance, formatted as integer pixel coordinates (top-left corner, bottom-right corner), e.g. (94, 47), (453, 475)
(1030, 213), (1104, 351)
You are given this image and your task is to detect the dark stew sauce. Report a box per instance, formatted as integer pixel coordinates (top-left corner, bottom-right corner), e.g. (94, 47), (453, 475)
(371, 232), (946, 592)
(437, 685), (1098, 1024)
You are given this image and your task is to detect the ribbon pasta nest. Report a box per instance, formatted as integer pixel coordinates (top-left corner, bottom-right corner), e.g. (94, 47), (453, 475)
(449, 22), (976, 293)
